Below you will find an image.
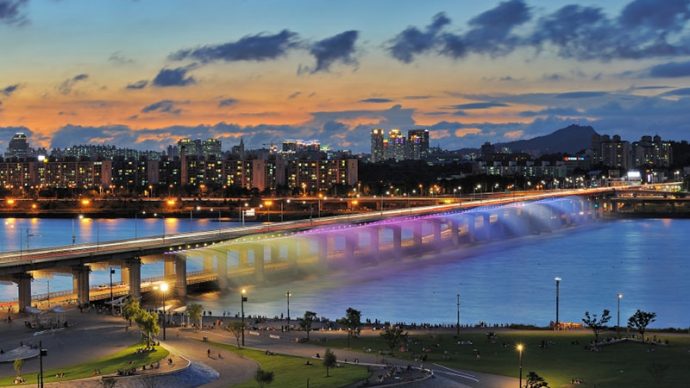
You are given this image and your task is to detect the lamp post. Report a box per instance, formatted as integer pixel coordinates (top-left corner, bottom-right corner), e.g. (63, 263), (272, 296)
(38, 341), (47, 388)
(286, 290), (291, 331)
(456, 293), (460, 337)
(160, 282), (169, 340)
(617, 293), (623, 337)
(516, 344), (524, 388)
(554, 277), (561, 330)
(241, 288), (248, 346)
(109, 268), (115, 315)
(46, 280), (50, 309)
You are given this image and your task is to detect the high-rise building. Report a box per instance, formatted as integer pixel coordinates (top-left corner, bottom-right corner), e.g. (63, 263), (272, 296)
(632, 135), (672, 167)
(5, 133), (33, 159)
(370, 129), (385, 162)
(600, 135), (632, 170)
(386, 129), (406, 162)
(407, 129), (429, 160)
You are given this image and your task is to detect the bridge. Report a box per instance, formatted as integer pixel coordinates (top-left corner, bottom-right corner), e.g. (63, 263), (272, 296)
(0, 187), (656, 311)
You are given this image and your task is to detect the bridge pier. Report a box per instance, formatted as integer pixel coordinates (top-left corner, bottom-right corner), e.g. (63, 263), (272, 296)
(270, 245), (281, 263)
(174, 255), (187, 298)
(238, 248), (249, 268)
(430, 219), (442, 243)
(72, 265), (91, 307)
(369, 227), (380, 263)
(125, 258), (142, 300)
(14, 273), (32, 312)
(203, 256), (214, 272)
(344, 235), (357, 262)
(465, 215), (476, 243)
(482, 214), (492, 241)
(449, 220), (460, 246)
(412, 222), (423, 247)
(317, 235), (329, 268)
(287, 242), (299, 271)
(164, 256), (175, 281)
(217, 254), (228, 290)
(254, 246), (265, 283)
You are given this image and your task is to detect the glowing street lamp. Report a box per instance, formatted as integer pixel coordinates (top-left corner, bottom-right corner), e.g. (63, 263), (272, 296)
(555, 277), (561, 330)
(516, 344), (524, 388)
(286, 290), (292, 331)
(617, 293), (623, 337)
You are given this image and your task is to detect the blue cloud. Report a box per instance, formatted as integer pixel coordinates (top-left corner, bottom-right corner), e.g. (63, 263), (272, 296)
(170, 30), (300, 63)
(0, 0), (27, 25)
(141, 100), (183, 115)
(126, 80), (148, 90)
(218, 98), (238, 107)
(152, 67), (195, 87)
(388, 12), (451, 63)
(1, 83), (20, 97)
(660, 87), (690, 96)
(648, 60), (690, 78)
(451, 102), (509, 109)
(308, 30), (359, 73)
(555, 91), (608, 99)
(58, 73), (89, 95)
(360, 98), (393, 103)
(519, 107), (583, 117)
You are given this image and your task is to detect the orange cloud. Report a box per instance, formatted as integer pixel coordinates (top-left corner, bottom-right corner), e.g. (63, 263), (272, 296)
(503, 130), (524, 139)
(455, 128), (482, 137)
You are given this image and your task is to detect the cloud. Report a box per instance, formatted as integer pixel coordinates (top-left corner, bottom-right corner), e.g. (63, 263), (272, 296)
(503, 129), (524, 139)
(0, 0), (28, 25)
(126, 80), (148, 90)
(288, 91), (301, 99)
(170, 30), (300, 63)
(108, 51), (135, 65)
(218, 98), (238, 107)
(1, 83), (20, 97)
(451, 102), (509, 110)
(404, 95), (432, 100)
(58, 73), (89, 95)
(555, 91), (608, 99)
(152, 67), (196, 87)
(519, 107), (583, 117)
(307, 30), (359, 73)
(390, 0), (690, 64)
(141, 100), (184, 115)
(360, 98), (393, 103)
(647, 60), (690, 78)
(660, 87), (690, 96)
(454, 128), (482, 137)
(387, 12), (451, 63)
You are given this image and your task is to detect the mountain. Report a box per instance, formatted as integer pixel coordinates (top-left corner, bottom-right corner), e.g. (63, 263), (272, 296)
(496, 124), (598, 155)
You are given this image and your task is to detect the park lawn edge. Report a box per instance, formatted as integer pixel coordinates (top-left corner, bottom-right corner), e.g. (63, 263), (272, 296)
(206, 340), (370, 388)
(0, 342), (169, 386)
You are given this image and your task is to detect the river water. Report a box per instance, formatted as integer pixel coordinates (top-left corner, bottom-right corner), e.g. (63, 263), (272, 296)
(1, 217), (688, 328)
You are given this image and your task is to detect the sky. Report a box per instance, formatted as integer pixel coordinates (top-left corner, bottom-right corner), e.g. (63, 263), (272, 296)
(2, 0), (690, 152)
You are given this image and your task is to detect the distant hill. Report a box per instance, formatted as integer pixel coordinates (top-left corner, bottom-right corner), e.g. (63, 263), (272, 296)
(496, 124), (598, 155)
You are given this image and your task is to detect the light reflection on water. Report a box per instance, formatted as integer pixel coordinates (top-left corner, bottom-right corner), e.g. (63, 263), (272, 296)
(2, 218), (688, 328)
(192, 219), (690, 328)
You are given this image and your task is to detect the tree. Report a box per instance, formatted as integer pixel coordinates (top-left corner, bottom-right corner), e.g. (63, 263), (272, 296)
(338, 307), (362, 348)
(582, 309), (611, 344)
(135, 310), (160, 347)
(122, 298), (141, 327)
(13, 358), (23, 378)
(299, 311), (317, 341)
(526, 371), (549, 388)
(628, 310), (656, 341)
(323, 348), (337, 377)
(380, 325), (408, 354)
(187, 303), (204, 328)
(254, 368), (274, 388)
(226, 320), (244, 348)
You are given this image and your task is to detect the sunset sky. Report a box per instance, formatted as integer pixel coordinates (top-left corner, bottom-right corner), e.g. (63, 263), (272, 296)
(2, 0), (690, 152)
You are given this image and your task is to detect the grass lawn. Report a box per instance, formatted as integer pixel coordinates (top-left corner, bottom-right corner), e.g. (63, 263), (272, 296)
(0, 343), (168, 386)
(208, 341), (369, 388)
(321, 330), (690, 387)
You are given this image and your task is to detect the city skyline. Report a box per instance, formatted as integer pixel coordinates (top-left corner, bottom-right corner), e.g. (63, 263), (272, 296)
(3, 0), (690, 152)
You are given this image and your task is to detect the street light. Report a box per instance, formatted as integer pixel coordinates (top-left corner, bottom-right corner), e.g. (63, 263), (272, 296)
(456, 293), (460, 337)
(516, 344), (524, 388)
(38, 341), (47, 388)
(160, 282), (169, 340)
(554, 277), (561, 330)
(617, 293), (623, 337)
(286, 290), (291, 331)
(241, 288), (248, 346)
(109, 268), (115, 315)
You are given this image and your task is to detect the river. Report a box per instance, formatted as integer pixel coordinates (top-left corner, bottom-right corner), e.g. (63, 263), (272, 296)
(1, 217), (687, 328)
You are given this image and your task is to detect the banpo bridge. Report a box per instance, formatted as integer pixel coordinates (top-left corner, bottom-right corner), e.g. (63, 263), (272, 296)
(0, 188), (638, 312)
